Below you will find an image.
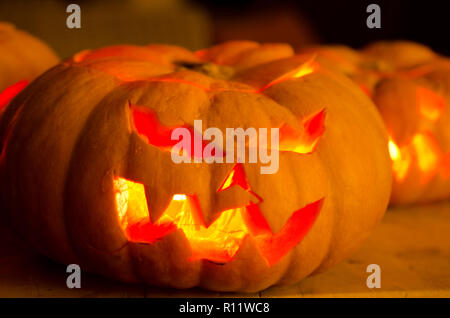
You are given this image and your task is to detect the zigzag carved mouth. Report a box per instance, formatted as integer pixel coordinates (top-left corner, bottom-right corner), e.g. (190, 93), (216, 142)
(113, 164), (323, 266)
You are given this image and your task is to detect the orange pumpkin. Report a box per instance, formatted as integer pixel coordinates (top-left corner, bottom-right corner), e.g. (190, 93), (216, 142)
(0, 41), (391, 292)
(0, 22), (59, 93)
(299, 41), (450, 205)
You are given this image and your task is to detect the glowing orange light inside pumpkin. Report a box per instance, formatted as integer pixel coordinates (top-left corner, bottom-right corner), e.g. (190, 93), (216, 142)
(260, 56), (316, 91)
(388, 140), (400, 159)
(218, 163), (251, 192)
(0, 81), (29, 159)
(389, 132), (450, 183)
(157, 198), (249, 263)
(114, 177), (149, 228)
(113, 175), (323, 266)
(0, 80), (29, 110)
(290, 58), (316, 78)
(388, 138), (411, 182)
(220, 169), (235, 191)
(417, 87), (445, 121)
(411, 133), (440, 178)
(114, 177), (250, 263)
(132, 106), (210, 159)
(279, 108), (326, 154)
(173, 194), (186, 201)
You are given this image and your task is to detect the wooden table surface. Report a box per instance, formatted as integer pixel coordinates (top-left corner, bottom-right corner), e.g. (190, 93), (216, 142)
(0, 201), (449, 298)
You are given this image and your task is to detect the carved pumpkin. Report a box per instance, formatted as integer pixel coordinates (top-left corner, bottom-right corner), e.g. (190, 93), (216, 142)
(0, 22), (59, 93)
(299, 41), (450, 205)
(0, 41), (391, 292)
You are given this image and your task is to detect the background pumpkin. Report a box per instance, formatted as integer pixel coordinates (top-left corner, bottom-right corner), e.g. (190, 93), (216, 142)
(0, 41), (391, 292)
(298, 41), (450, 205)
(0, 22), (59, 93)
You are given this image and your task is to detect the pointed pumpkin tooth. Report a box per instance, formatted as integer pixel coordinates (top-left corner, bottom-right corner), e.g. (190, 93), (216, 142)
(194, 192), (212, 226)
(202, 186), (259, 227)
(145, 187), (175, 223)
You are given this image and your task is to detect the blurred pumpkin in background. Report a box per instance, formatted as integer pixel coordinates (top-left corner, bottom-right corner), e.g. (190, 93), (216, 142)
(298, 41), (450, 205)
(0, 22), (59, 94)
(0, 41), (391, 292)
(0, 22), (59, 224)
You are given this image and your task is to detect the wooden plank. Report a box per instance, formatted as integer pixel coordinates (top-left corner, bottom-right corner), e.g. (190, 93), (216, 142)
(262, 201), (450, 297)
(0, 201), (449, 297)
(0, 224), (146, 298)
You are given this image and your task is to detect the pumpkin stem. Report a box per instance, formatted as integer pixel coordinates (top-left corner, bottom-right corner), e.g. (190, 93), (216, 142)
(175, 61), (235, 80)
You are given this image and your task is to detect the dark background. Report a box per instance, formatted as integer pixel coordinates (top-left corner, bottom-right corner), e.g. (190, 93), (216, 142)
(0, 0), (449, 57)
(197, 0), (450, 55)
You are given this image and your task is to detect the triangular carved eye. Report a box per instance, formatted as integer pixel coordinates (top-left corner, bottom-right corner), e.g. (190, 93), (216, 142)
(279, 108), (326, 154)
(131, 105), (191, 150)
(131, 104), (212, 159)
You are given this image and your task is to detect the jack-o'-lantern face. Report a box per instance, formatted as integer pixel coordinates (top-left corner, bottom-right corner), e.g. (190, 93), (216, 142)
(66, 53), (329, 267)
(112, 98), (326, 266)
(387, 86), (449, 183)
(373, 76), (450, 204)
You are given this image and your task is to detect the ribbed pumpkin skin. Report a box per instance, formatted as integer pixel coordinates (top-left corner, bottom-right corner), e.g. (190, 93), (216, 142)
(0, 41), (391, 292)
(299, 41), (450, 205)
(0, 22), (59, 91)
